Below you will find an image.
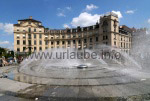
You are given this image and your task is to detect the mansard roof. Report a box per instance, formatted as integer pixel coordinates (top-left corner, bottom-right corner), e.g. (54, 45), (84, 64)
(18, 18), (41, 23)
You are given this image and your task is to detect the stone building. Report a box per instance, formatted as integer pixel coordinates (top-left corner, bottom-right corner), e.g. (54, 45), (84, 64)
(14, 12), (132, 53)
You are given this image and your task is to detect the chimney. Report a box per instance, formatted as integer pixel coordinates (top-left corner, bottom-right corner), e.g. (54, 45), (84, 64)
(29, 16), (32, 19)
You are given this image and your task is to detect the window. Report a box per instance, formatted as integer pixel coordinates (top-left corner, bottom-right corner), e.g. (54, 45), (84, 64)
(34, 47), (36, 51)
(73, 34), (76, 38)
(89, 32), (92, 35)
(51, 41), (53, 45)
(17, 40), (20, 45)
(103, 42), (108, 45)
(103, 36), (108, 40)
(45, 41), (48, 45)
(39, 40), (42, 45)
(114, 34), (116, 39)
(124, 43), (126, 48)
(29, 47), (32, 52)
(28, 34), (31, 39)
(114, 41), (116, 45)
(103, 36), (105, 40)
(57, 41), (59, 45)
(28, 22), (31, 24)
(23, 47), (26, 51)
(39, 29), (42, 32)
(45, 47), (48, 49)
(126, 43), (128, 48)
(90, 38), (92, 42)
(62, 41), (65, 45)
(84, 39), (87, 43)
(39, 47), (42, 51)
(34, 40), (36, 45)
(17, 48), (20, 52)
(78, 34), (81, 37)
(23, 34), (26, 38)
(62, 35), (65, 39)
(68, 35), (71, 38)
(96, 37), (99, 42)
(28, 28), (31, 33)
(68, 41), (70, 44)
(34, 34), (36, 38)
(39, 34), (42, 39)
(45, 35), (48, 39)
(102, 20), (108, 33)
(28, 40), (31, 45)
(34, 28), (36, 32)
(23, 40), (26, 45)
(78, 40), (81, 44)
(106, 36), (108, 39)
(17, 35), (20, 38)
(73, 40), (76, 44)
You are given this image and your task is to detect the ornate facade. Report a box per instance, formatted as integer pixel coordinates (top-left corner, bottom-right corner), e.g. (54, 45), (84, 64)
(14, 12), (132, 53)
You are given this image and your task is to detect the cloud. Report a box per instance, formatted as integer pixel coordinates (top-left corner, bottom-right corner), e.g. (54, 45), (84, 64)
(112, 10), (123, 19)
(0, 23), (13, 34)
(64, 10), (122, 28)
(57, 12), (66, 17)
(125, 10), (135, 14)
(66, 7), (71, 10)
(85, 4), (98, 11)
(71, 12), (100, 27)
(0, 23), (3, 29)
(57, 6), (72, 17)
(148, 19), (150, 24)
(0, 41), (10, 45)
(63, 24), (70, 28)
(0, 41), (14, 50)
(7, 43), (14, 50)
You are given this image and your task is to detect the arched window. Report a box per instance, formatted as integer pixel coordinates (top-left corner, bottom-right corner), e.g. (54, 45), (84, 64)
(103, 20), (108, 26)
(28, 28), (31, 33)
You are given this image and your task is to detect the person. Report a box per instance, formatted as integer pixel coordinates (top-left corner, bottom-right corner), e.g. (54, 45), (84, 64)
(14, 57), (17, 64)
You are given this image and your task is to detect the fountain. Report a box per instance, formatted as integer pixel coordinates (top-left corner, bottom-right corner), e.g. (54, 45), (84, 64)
(5, 30), (150, 100)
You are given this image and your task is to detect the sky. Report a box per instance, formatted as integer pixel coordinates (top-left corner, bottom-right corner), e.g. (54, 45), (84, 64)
(0, 0), (150, 50)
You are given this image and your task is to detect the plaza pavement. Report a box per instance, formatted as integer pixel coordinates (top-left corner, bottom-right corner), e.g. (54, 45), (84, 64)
(0, 66), (150, 101)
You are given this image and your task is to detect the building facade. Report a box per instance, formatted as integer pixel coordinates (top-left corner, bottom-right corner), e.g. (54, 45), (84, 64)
(14, 12), (132, 53)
